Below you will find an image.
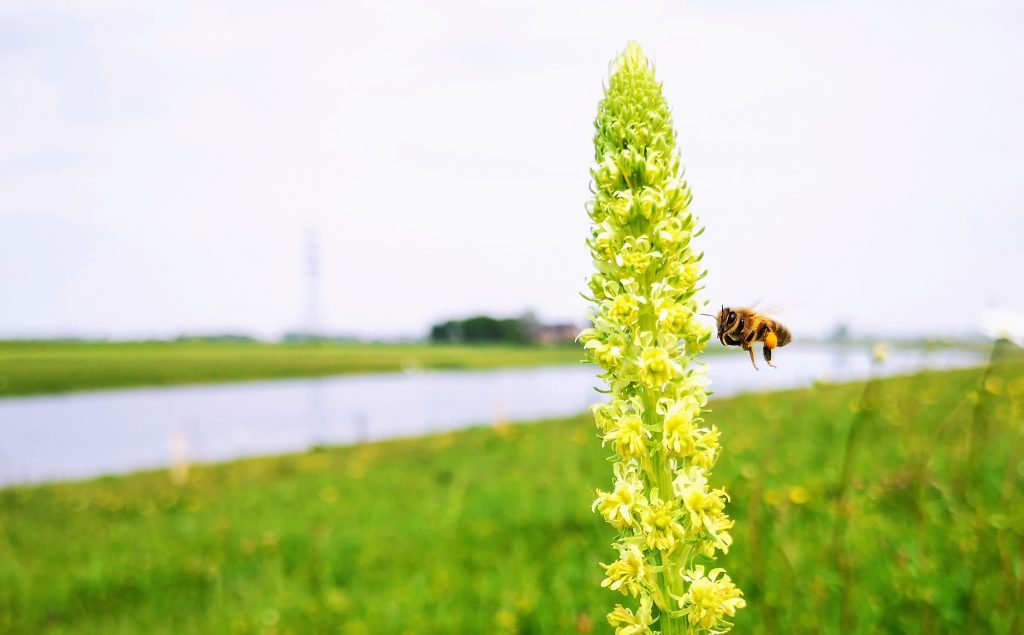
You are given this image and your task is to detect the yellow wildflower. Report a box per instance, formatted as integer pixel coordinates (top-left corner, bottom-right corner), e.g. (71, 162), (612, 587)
(609, 294), (642, 325)
(603, 414), (650, 459)
(679, 261), (700, 288)
(653, 216), (690, 252)
(607, 596), (655, 635)
(581, 329), (628, 371)
(675, 467), (730, 543)
(616, 236), (659, 273)
(659, 396), (701, 456)
(600, 542), (648, 597)
(583, 42), (743, 631)
(675, 566), (746, 631)
(690, 425), (720, 469)
(698, 514), (735, 557)
(591, 402), (620, 434)
(656, 297), (692, 334)
(590, 226), (620, 261)
(593, 465), (647, 529)
(639, 346), (677, 387)
(640, 491), (685, 552)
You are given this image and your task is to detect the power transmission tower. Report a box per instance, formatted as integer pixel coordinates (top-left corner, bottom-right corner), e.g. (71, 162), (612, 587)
(304, 226), (321, 338)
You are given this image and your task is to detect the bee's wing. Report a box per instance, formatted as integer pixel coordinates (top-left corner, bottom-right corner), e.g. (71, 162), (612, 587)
(748, 299), (795, 317)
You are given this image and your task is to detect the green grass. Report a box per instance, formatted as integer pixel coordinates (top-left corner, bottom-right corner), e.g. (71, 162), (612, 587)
(2, 359), (1022, 634)
(0, 340), (586, 398)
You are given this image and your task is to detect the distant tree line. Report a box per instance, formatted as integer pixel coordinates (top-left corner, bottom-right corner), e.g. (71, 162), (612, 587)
(429, 314), (581, 345)
(429, 315), (531, 344)
(174, 334), (258, 344)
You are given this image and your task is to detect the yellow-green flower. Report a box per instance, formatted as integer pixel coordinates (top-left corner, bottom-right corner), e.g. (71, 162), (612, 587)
(699, 514), (735, 558)
(639, 346), (677, 388)
(679, 261), (700, 288)
(657, 297), (692, 334)
(607, 596), (656, 635)
(601, 542), (649, 597)
(593, 464), (647, 529)
(590, 226), (621, 261)
(690, 426), (721, 470)
(587, 273), (613, 301)
(591, 402), (620, 434)
(659, 396), (701, 457)
(603, 414), (651, 459)
(653, 217), (691, 252)
(583, 41), (743, 632)
(581, 327), (628, 371)
(640, 491), (686, 552)
(609, 293), (643, 325)
(675, 566), (746, 631)
(675, 467), (730, 539)
(617, 236), (660, 273)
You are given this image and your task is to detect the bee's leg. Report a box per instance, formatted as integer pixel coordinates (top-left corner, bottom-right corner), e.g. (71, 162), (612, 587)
(763, 345), (777, 369)
(744, 344), (759, 370)
(743, 327), (757, 346)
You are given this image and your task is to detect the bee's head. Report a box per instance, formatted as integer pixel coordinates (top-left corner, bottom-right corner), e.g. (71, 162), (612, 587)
(716, 305), (739, 326)
(701, 306), (738, 345)
(714, 306), (739, 343)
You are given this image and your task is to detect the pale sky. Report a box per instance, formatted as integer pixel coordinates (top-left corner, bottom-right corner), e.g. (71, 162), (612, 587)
(1, 0), (1022, 340)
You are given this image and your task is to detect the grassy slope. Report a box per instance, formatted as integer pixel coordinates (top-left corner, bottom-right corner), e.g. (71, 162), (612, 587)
(1, 361), (1023, 634)
(0, 341), (586, 398)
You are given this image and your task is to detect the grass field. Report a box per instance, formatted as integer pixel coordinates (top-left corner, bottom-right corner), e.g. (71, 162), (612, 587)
(1, 356), (1022, 633)
(0, 340), (586, 398)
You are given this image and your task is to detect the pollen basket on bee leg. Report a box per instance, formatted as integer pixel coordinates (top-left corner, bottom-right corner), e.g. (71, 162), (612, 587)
(765, 332), (778, 349)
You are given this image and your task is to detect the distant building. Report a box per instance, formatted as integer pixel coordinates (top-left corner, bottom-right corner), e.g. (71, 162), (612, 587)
(530, 322), (581, 345)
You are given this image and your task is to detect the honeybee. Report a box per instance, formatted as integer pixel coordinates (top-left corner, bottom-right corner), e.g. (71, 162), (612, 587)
(708, 306), (792, 370)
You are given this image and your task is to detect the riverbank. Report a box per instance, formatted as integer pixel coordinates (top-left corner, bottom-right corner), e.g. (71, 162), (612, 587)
(0, 338), (982, 399)
(2, 360), (1021, 633)
(0, 340), (587, 398)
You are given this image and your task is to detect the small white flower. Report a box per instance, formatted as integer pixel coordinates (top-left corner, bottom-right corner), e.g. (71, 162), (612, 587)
(981, 308), (1024, 347)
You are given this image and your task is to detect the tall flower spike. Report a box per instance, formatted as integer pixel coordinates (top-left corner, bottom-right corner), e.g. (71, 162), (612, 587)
(582, 42), (743, 634)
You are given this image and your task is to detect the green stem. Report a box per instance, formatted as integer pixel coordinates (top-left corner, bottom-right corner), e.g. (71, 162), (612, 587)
(832, 362), (881, 633)
(637, 268), (686, 633)
(964, 339), (1006, 633)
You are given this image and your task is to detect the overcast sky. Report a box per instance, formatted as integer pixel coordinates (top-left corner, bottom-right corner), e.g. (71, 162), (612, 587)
(1, 0), (1021, 340)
